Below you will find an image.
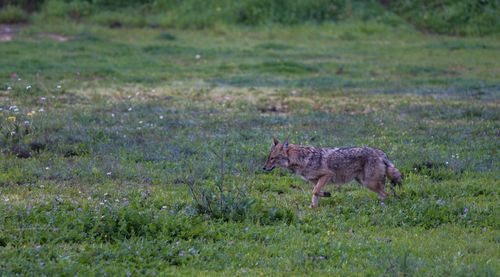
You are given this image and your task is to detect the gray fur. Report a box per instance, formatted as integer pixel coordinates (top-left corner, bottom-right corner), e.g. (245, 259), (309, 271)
(263, 139), (402, 207)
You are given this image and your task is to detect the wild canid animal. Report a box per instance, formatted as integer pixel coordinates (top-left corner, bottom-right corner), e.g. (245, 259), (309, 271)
(262, 137), (402, 208)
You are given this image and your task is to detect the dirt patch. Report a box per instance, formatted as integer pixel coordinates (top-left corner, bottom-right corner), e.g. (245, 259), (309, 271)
(0, 33), (12, 41)
(0, 25), (13, 42)
(0, 24), (72, 42)
(39, 33), (72, 42)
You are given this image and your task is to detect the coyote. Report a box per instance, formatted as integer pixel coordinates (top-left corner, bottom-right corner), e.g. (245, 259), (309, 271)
(263, 137), (402, 208)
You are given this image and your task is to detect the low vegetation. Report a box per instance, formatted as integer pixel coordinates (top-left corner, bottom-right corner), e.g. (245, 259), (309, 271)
(0, 5), (28, 23)
(1, 0), (500, 35)
(0, 2), (499, 275)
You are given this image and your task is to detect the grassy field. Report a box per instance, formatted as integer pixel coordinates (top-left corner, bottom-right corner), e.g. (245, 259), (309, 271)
(0, 20), (499, 275)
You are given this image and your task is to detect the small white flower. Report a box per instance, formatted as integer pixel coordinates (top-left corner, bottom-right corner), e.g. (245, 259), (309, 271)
(128, 107), (132, 111)
(99, 202), (104, 205)
(40, 97), (46, 101)
(26, 85), (32, 90)
(13, 108), (19, 112)
(106, 172), (112, 176)
(24, 120), (30, 125)
(9, 105), (17, 110)
(4, 198), (9, 202)
(111, 113), (115, 117)
(45, 167), (50, 170)
(159, 115), (164, 119)
(445, 161), (449, 165)
(436, 199), (445, 206)
(139, 121), (143, 124)
(161, 206), (167, 210)
(56, 85), (61, 89)
(38, 108), (45, 112)
(189, 247), (198, 255)
(195, 54), (201, 59)
(7, 86), (12, 90)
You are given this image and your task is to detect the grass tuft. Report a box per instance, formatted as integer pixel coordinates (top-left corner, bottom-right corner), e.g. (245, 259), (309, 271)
(0, 5), (29, 23)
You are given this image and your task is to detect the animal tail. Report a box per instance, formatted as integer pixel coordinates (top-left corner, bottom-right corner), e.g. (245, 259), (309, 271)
(383, 158), (402, 187)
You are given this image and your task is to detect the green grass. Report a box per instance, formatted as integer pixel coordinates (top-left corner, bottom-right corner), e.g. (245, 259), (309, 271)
(0, 5), (28, 23)
(5, 0), (499, 35)
(0, 20), (499, 275)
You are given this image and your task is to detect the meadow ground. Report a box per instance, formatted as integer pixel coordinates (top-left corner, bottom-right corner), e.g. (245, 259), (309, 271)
(0, 21), (499, 275)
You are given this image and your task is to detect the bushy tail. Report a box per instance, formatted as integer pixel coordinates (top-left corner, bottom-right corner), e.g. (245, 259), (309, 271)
(384, 159), (402, 187)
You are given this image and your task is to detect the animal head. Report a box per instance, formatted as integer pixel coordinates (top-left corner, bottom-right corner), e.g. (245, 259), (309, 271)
(262, 137), (289, 172)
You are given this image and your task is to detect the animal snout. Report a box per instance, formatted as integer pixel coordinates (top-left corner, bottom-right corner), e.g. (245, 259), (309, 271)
(262, 165), (274, 172)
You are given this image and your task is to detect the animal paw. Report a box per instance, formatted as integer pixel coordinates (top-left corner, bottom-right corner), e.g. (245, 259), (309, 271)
(323, 191), (331, 197)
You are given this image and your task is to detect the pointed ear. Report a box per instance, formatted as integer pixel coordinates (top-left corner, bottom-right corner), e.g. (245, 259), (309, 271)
(272, 136), (279, 146)
(283, 137), (289, 150)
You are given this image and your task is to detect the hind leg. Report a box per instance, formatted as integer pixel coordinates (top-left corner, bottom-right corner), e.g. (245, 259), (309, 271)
(365, 179), (387, 201)
(363, 160), (388, 201)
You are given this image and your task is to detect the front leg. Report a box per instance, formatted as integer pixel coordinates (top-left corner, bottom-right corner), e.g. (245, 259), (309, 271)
(309, 175), (332, 208)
